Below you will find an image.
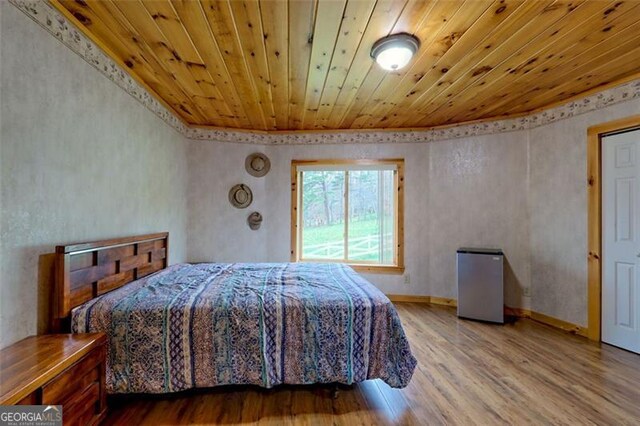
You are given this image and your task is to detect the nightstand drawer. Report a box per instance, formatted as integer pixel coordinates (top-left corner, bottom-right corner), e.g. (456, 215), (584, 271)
(42, 345), (103, 404)
(64, 381), (100, 426)
(17, 392), (38, 405)
(0, 333), (107, 425)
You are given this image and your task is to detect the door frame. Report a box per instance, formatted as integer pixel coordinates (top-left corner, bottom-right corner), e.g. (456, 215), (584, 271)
(587, 114), (640, 341)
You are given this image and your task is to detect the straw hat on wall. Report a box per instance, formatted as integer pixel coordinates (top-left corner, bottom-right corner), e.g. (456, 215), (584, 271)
(228, 184), (253, 209)
(245, 153), (270, 177)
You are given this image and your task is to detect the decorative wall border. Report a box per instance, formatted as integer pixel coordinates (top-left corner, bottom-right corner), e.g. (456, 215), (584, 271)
(10, 0), (640, 146)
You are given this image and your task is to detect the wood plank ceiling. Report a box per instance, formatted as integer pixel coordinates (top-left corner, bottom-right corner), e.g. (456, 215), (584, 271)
(51, 0), (640, 131)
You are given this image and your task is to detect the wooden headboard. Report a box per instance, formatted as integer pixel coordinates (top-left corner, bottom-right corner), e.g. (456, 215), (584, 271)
(53, 232), (169, 330)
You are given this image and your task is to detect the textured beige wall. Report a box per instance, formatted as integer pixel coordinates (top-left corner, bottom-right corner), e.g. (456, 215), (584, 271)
(188, 132), (532, 311)
(0, 3), (188, 348)
(187, 142), (270, 263)
(529, 98), (640, 326)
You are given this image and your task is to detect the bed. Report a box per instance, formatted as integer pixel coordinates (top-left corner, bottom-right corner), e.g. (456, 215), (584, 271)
(53, 233), (416, 394)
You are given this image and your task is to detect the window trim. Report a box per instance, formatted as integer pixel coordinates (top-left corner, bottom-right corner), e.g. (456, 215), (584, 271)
(290, 159), (405, 274)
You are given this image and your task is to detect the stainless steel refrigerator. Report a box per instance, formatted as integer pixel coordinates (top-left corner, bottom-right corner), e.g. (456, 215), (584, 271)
(456, 248), (504, 323)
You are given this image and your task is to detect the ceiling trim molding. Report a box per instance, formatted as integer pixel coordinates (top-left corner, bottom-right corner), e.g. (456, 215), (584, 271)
(11, 0), (640, 145)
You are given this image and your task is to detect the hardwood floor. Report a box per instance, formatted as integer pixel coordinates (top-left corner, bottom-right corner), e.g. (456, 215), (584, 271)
(103, 303), (640, 425)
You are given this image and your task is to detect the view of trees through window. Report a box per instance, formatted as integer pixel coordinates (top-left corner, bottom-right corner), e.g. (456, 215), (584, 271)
(300, 168), (395, 264)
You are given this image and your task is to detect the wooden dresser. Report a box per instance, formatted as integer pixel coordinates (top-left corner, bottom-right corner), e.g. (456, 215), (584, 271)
(0, 333), (107, 425)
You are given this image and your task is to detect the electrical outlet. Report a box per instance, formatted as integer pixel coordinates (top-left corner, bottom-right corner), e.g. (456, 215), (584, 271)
(404, 274), (411, 285)
(523, 286), (532, 297)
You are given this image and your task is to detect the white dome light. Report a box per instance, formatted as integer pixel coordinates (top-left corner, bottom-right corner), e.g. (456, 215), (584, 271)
(371, 33), (420, 71)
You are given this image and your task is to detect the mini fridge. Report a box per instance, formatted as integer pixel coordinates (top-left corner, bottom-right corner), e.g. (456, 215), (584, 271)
(456, 248), (504, 324)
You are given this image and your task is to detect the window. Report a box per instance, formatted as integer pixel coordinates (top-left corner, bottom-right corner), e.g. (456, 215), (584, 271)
(291, 159), (404, 273)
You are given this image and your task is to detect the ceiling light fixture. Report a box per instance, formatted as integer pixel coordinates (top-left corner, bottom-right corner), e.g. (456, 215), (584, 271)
(371, 33), (420, 71)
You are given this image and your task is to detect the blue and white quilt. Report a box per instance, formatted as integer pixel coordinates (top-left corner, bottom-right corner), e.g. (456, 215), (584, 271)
(72, 262), (417, 393)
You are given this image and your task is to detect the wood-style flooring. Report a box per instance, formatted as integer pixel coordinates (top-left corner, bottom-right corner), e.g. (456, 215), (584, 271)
(103, 303), (640, 425)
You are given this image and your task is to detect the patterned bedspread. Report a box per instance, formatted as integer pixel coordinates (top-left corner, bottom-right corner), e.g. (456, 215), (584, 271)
(72, 263), (417, 393)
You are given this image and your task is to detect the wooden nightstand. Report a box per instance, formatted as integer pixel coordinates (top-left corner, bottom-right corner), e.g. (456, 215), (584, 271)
(0, 333), (107, 425)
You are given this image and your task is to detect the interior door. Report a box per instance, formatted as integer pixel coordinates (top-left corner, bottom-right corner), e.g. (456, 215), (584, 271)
(602, 129), (640, 353)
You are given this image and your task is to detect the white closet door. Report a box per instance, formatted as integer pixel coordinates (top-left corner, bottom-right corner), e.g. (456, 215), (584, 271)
(602, 129), (640, 354)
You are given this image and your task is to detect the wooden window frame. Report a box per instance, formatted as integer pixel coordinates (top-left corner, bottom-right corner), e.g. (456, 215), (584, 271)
(587, 114), (640, 341)
(291, 159), (405, 274)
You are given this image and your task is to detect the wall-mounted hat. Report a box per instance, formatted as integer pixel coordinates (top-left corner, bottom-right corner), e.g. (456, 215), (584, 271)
(245, 153), (270, 177)
(247, 212), (263, 230)
(228, 184), (253, 209)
